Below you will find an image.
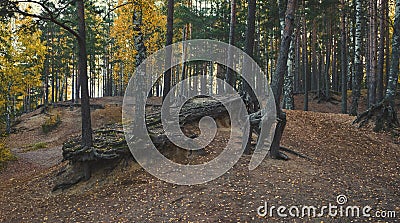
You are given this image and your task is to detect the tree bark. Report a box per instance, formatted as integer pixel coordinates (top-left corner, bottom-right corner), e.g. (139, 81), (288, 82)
(341, 0), (348, 114)
(385, 0), (400, 104)
(283, 32), (295, 110)
(243, 0), (257, 154)
(368, 0), (377, 106)
(303, 14), (309, 111)
(270, 0), (297, 160)
(350, 0), (363, 116)
(324, 21), (332, 101)
(377, 0), (387, 101)
(311, 19), (318, 91)
(163, 0), (174, 102)
(77, 0), (93, 149)
(226, 0), (236, 87)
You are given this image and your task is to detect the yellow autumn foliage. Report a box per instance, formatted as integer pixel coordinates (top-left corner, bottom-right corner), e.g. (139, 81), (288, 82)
(110, 0), (166, 87)
(0, 139), (16, 168)
(0, 15), (46, 109)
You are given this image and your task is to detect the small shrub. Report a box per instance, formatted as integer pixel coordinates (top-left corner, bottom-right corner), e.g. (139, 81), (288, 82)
(0, 140), (16, 169)
(33, 142), (47, 150)
(42, 113), (61, 134)
(22, 142), (48, 153)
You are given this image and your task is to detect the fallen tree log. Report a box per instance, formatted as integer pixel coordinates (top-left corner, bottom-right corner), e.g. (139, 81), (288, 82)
(38, 102), (106, 110)
(59, 95), (310, 187)
(61, 96), (240, 181)
(63, 96), (239, 161)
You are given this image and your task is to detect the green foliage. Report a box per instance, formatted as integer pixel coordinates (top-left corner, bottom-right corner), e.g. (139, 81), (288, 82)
(22, 142), (47, 153)
(0, 139), (16, 169)
(42, 112), (61, 134)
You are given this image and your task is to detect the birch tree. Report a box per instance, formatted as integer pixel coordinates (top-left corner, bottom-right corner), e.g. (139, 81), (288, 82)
(350, 0), (363, 116)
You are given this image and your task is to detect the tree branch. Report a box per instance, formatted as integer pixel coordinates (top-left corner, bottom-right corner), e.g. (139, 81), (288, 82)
(10, 8), (79, 39)
(5, 0), (80, 38)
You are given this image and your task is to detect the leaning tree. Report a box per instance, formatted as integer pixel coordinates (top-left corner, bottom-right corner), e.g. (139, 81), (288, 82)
(269, 0), (298, 160)
(243, 0), (298, 160)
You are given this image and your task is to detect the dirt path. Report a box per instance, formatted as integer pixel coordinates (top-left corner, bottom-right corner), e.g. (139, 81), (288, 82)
(11, 146), (63, 168)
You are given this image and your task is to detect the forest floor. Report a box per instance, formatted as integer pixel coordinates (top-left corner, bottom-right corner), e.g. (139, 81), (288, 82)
(0, 94), (399, 222)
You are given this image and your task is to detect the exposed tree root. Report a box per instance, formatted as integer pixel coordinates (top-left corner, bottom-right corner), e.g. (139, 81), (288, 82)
(271, 149), (290, 160)
(280, 146), (312, 161)
(313, 90), (340, 104)
(52, 176), (84, 192)
(353, 99), (400, 133)
(246, 110), (290, 160)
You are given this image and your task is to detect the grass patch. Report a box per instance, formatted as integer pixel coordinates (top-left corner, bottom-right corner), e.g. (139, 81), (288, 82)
(42, 112), (61, 134)
(22, 142), (48, 153)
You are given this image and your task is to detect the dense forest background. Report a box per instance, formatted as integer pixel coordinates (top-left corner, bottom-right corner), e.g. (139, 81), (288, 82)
(0, 0), (398, 134)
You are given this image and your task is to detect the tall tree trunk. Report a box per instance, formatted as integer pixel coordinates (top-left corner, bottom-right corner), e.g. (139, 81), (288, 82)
(163, 0), (174, 102)
(201, 62), (207, 95)
(283, 31), (295, 110)
(350, 0), (363, 116)
(368, 0), (377, 106)
(385, 0), (400, 104)
(384, 0), (390, 89)
(324, 21), (332, 100)
(226, 0), (236, 87)
(44, 28), (50, 107)
(77, 0), (92, 149)
(180, 25), (188, 98)
(295, 31), (300, 93)
(75, 54), (81, 101)
(243, 0), (257, 154)
(303, 14), (309, 111)
(311, 19), (318, 91)
(377, 0), (387, 101)
(341, 0), (348, 114)
(332, 38), (338, 92)
(51, 24), (55, 104)
(278, 0), (287, 38)
(72, 55), (75, 102)
(270, 0), (297, 160)
(65, 72), (68, 101)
